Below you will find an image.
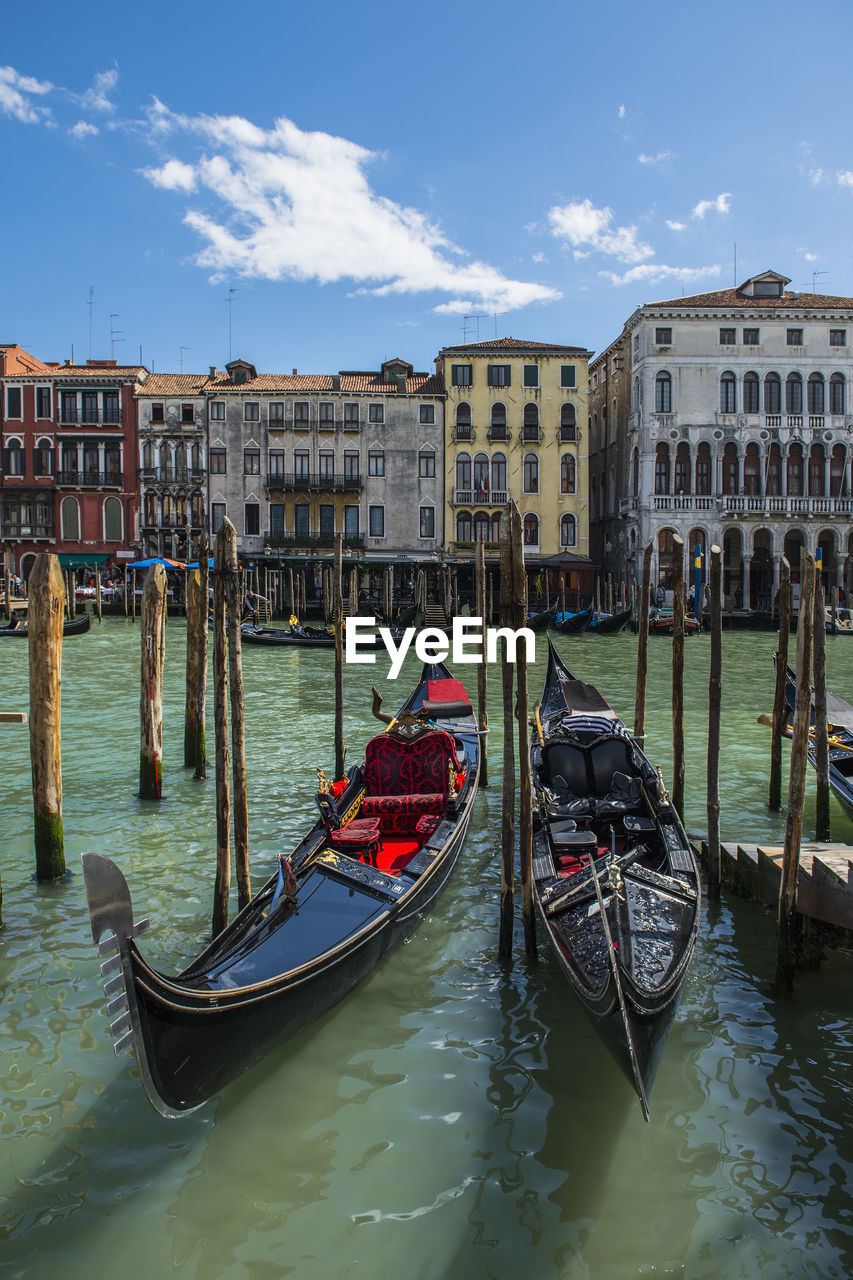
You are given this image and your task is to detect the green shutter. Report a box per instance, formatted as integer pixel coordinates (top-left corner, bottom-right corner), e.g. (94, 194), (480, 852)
(452, 365), (460, 386)
(561, 365), (576, 388)
(504, 365), (511, 387)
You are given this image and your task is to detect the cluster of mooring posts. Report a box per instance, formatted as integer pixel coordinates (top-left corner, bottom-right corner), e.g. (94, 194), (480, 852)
(8, 506), (847, 992)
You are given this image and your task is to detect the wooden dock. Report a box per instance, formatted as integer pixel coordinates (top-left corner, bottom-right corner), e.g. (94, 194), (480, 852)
(698, 838), (853, 932)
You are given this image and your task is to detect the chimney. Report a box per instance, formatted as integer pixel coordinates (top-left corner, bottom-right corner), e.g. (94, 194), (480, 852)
(0, 350), (6, 377)
(209, 366), (217, 378)
(292, 368), (298, 376)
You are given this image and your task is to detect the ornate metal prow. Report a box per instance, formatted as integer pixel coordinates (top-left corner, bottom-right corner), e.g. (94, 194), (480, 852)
(81, 853), (149, 1058)
(371, 686), (394, 724)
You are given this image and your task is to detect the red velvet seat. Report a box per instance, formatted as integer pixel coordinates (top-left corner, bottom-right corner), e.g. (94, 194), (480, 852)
(327, 816), (381, 863)
(362, 729), (460, 833)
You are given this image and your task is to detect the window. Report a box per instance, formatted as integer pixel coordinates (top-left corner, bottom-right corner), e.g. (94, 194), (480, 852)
(344, 451), (360, 480)
(244, 448), (260, 474)
(473, 452), (489, 499)
(560, 404), (577, 441)
(491, 454), (507, 493)
(743, 371), (760, 414)
(209, 401), (225, 421)
(696, 442), (711, 495)
(456, 453), (471, 492)
(60, 392), (77, 423)
(36, 387), (51, 418)
(655, 328), (672, 345)
(720, 371), (737, 413)
(655, 443), (670, 494)
(212, 502), (226, 533)
(722, 443), (738, 495)
(344, 505), (359, 537)
(490, 403), (507, 439)
(719, 328), (736, 345)
(269, 504), (284, 537)
(786, 372), (803, 414)
(560, 365), (576, 388)
(269, 401), (285, 425)
(294, 450), (310, 478)
(210, 448), (226, 474)
(451, 364), (472, 387)
(6, 387), (21, 418)
(808, 373), (825, 414)
(419, 404), (435, 424)
(523, 513), (539, 546)
(104, 496), (122, 541)
(655, 371), (672, 413)
(787, 445), (804, 496)
(419, 506), (435, 538)
(368, 450), (385, 476)
(33, 438), (54, 476)
(743, 328), (759, 345)
(319, 504), (335, 536)
(319, 402), (335, 429)
(560, 514), (577, 547)
(523, 364), (539, 387)
(753, 280), (783, 296)
(787, 329), (804, 346)
(181, 403), (194, 423)
(295, 504), (310, 535)
(487, 364), (510, 388)
(808, 445), (825, 496)
(523, 453), (539, 493)
(244, 504), (260, 536)
(674, 443), (690, 494)
(830, 373), (845, 415)
(561, 454), (576, 494)
(368, 403), (384, 424)
(523, 403), (539, 440)
(319, 451), (334, 480)
(830, 329), (847, 347)
(244, 402), (259, 422)
(344, 403), (360, 429)
(456, 511), (472, 542)
(294, 402), (309, 426)
(419, 450), (435, 478)
(455, 403), (472, 440)
(61, 496), (80, 540)
(764, 372), (781, 414)
(269, 449), (284, 478)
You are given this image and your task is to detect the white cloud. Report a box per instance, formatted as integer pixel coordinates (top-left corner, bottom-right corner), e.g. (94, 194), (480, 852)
(79, 67), (118, 113)
(599, 263), (722, 287)
(638, 151), (673, 165)
(0, 65), (52, 124)
(691, 192), (731, 220)
(531, 251), (547, 264)
(797, 246), (818, 262)
(618, 105), (626, 118)
(547, 198), (653, 264)
(837, 170), (853, 189)
(666, 220), (687, 231)
(69, 120), (98, 138)
(139, 105), (560, 314)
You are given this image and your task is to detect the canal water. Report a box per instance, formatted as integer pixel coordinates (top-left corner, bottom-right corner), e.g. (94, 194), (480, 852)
(1, 620), (853, 1279)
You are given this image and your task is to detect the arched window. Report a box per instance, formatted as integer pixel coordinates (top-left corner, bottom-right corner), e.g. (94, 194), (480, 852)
(809, 443), (825, 496)
(455, 452), (471, 495)
(767, 443), (782, 496)
(162, 493), (175, 525)
(104, 496), (123, 541)
(61, 496), (79, 540)
(473, 452), (490, 500)
(654, 442), (670, 494)
(560, 514), (577, 547)
(523, 403), (539, 441)
(743, 371), (760, 414)
(142, 439), (154, 470)
(722, 442), (739, 494)
(5, 439), (24, 476)
(786, 372), (803, 414)
(764, 372), (781, 414)
(655, 371), (672, 414)
(456, 511), (472, 542)
(633, 377), (640, 411)
(191, 492), (205, 526)
(830, 373), (846, 415)
(473, 511), (491, 542)
(696, 442), (711, 495)
(455, 403), (471, 440)
(560, 404), (576, 441)
(191, 441), (202, 473)
(720, 371), (736, 414)
(175, 494), (188, 526)
(674, 443), (690, 494)
(830, 445), (846, 497)
(523, 453), (539, 493)
(158, 441), (170, 473)
(632, 447), (640, 497)
(144, 492), (158, 525)
(523, 513), (539, 546)
(490, 403), (507, 439)
(561, 454), (576, 494)
(744, 443), (761, 495)
(491, 453), (507, 495)
(808, 373), (825, 415)
(787, 443), (804, 496)
(174, 442), (187, 479)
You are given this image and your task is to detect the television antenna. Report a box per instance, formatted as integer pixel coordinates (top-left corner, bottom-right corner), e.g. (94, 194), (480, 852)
(462, 313), (487, 343)
(87, 286), (95, 359)
(226, 288), (239, 360)
(110, 314), (125, 360)
(180, 345), (192, 373)
(808, 270), (829, 294)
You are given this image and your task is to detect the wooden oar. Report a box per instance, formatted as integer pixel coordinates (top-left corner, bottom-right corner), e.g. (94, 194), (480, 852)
(586, 844), (650, 1122)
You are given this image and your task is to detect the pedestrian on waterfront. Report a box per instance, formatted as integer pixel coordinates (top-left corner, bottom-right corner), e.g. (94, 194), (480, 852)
(655, 582), (665, 608)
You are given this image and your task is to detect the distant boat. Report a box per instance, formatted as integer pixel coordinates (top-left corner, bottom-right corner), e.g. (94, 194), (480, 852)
(553, 608), (591, 634)
(0, 612), (91, 638)
(648, 610), (701, 637)
(779, 658), (853, 819)
(527, 601), (558, 632)
(588, 608), (632, 635)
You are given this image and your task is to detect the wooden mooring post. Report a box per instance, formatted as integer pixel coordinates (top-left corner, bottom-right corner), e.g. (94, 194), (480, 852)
(194, 533), (209, 780)
(769, 557), (791, 811)
(224, 522), (251, 910)
(475, 538), (488, 787)
(671, 534), (685, 821)
(139, 564), (167, 800)
(504, 500), (535, 955)
(813, 573), (830, 842)
(95, 565), (102, 622)
(498, 504), (520, 960)
(28, 553), (66, 880)
(212, 523), (231, 936)
(706, 545), (722, 900)
(634, 543), (653, 740)
(775, 549), (816, 993)
(334, 533), (345, 779)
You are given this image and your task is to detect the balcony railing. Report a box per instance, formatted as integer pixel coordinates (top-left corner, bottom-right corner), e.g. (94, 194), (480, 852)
(56, 470), (123, 487)
(2, 522), (54, 538)
(649, 493), (853, 519)
(265, 472), (362, 493)
(264, 533), (364, 551)
(139, 467), (205, 483)
(452, 488), (508, 506)
(58, 411), (122, 426)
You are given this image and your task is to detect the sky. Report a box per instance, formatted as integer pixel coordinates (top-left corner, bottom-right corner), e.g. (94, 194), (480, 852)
(2, 0), (853, 377)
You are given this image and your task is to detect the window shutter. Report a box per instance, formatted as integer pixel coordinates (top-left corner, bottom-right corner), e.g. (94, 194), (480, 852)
(452, 365), (460, 386)
(504, 365), (511, 386)
(2, 449), (8, 472)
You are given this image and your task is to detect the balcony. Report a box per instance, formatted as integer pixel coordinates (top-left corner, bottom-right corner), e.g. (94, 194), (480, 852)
(264, 472), (362, 494)
(2, 521), (54, 539)
(452, 488), (507, 507)
(58, 411), (123, 426)
(140, 467), (205, 483)
(56, 470), (123, 488)
(264, 533), (364, 552)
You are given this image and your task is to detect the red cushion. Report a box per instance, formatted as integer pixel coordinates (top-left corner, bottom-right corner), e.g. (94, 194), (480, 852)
(427, 678), (470, 705)
(415, 814), (440, 836)
(362, 793), (443, 816)
(364, 731), (460, 798)
(328, 817), (381, 849)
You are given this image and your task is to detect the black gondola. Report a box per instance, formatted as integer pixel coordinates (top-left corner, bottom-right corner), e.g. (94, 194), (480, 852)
(0, 611), (91, 638)
(527, 601), (558, 632)
(241, 623), (336, 648)
(530, 639), (700, 1117)
(82, 663), (481, 1117)
(588, 608), (632, 635)
(780, 660), (853, 818)
(553, 607), (591, 634)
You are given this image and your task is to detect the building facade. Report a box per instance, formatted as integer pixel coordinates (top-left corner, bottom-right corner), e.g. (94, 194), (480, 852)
(595, 271), (853, 607)
(136, 373), (210, 561)
(588, 333), (629, 590)
(435, 337), (593, 594)
(1, 352), (146, 578)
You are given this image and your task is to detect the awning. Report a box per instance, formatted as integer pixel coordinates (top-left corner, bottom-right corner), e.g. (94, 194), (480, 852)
(56, 553), (111, 568)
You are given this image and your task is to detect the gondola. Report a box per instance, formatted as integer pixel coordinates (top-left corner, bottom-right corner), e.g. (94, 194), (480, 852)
(553, 607), (592, 634)
(241, 623), (336, 648)
(588, 608), (632, 635)
(527, 601), (558, 632)
(82, 663), (481, 1117)
(530, 639), (700, 1118)
(648, 609), (701, 636)
(0, 611), (91, 638)
(780, 660), (853, 818)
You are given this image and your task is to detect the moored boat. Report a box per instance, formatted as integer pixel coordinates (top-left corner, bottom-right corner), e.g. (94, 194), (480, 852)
(553, 607), (591, 634)
(648, 609), (701, 636)
(588, 608), (632, 635)
(527, 601), (558, 632)
(82, 663), (481, 1116)
(530, 639), (701, 1117)
(0, 611), (91, 638)
(779, 659), (853, 818)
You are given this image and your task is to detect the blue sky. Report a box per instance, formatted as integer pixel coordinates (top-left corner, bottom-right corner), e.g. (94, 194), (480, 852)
(3, 0), (852, 375)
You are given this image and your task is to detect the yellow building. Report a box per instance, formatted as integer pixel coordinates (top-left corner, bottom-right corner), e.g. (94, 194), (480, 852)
(435, 336), (593, 597)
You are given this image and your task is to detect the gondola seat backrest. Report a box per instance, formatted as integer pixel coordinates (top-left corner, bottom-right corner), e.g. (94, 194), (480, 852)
(543, 736), (635, 798)
(364, 729), (460, 799)
(542, 743), (587, 796)
(589, 737), (634, 796)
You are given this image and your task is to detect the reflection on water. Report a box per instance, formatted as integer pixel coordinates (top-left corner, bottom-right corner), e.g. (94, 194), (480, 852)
(1, 621), (853, 1278)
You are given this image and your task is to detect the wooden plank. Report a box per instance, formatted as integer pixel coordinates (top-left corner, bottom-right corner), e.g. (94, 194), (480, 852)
(0, 711), (27, 724)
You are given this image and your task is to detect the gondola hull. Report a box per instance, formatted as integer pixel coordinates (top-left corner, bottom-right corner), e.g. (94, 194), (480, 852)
(553, 608), (591, 634)
(527, 602), (558, 632)
(588, 608), (631, 635)
(781, 661), (853, 819)
(0, 611), (91, 638)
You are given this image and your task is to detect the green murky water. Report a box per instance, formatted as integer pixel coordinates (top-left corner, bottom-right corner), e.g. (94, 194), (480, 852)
(1, 620), (853, 1279)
